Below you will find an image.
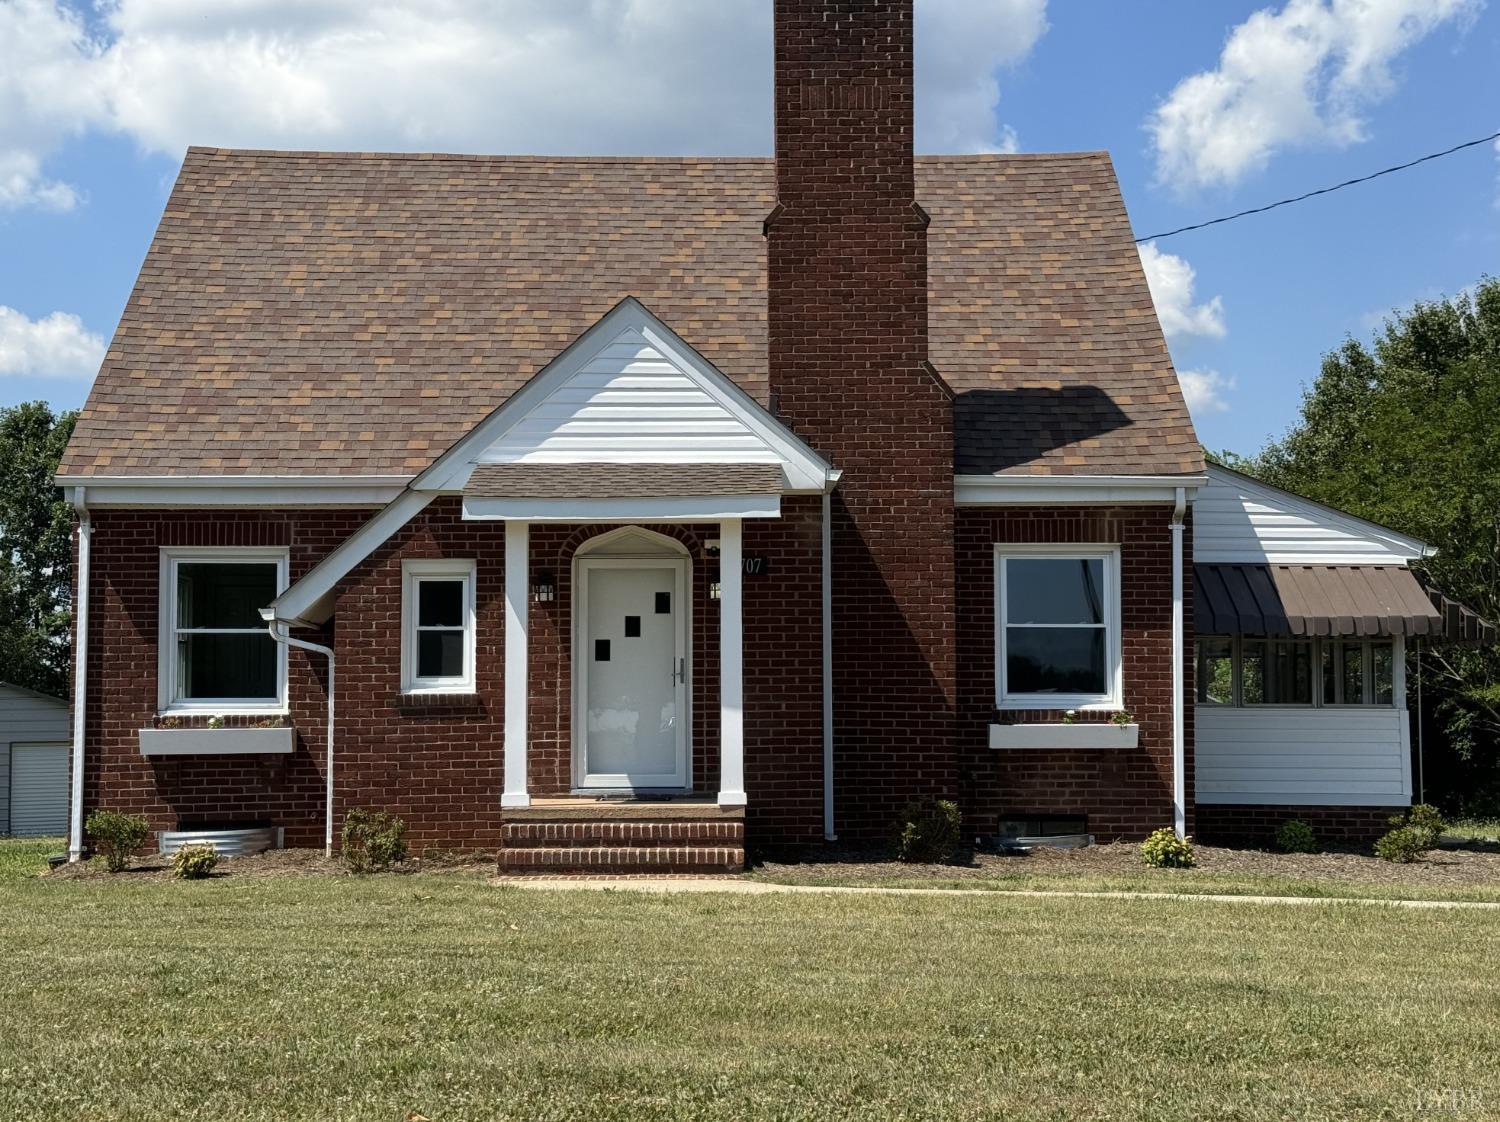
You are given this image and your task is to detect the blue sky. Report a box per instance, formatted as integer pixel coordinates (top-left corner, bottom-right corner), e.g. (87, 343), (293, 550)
(0, 0), (1496, 459)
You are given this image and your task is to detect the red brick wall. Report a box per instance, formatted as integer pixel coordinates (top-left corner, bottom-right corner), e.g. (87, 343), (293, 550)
(1196, 804), (1396, 846)
(79, 502), (826, 852)
(956, 506), (1195, 842)
(768, 0), (957, 839)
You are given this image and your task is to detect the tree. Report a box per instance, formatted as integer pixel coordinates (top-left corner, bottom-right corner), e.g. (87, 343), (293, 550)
(0, 402), (78, 697)
(1242, 277), (1500, 812)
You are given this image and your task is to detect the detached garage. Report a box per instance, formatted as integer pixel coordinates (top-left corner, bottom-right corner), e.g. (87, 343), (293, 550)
(1, 682), (70, 837)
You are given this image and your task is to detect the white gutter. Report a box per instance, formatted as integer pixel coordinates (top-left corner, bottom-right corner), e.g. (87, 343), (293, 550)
(67, 489), (90, 862)
(265, 617), (336, 857)
(1171, 486), (1187, 839)
(822, 490), (836, 841)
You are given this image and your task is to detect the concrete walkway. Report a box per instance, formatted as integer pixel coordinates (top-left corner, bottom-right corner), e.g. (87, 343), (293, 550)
(492, 876), (1500, 909)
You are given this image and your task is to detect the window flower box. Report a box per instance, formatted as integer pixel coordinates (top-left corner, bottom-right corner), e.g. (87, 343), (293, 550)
(138, 726), (295, 757)
(988, 722), (1139, 751)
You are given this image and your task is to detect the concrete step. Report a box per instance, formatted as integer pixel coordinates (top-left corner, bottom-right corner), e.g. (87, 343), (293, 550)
(497, 844), (745, 875)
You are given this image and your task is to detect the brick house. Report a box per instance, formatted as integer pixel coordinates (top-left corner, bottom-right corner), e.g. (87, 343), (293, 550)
(56, 0), (1486, 871)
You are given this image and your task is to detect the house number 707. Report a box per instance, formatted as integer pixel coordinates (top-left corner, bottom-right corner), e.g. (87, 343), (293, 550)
(741, 556), (768, 576)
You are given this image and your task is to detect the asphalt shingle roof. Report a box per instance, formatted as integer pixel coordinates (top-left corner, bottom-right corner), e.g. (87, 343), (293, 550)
(59, 148), (1201, 480)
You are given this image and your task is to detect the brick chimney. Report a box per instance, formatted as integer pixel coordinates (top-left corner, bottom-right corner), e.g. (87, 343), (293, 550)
(767, 0), (957, 835)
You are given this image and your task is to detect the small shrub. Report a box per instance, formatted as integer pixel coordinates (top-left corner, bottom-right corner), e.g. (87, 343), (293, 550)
(171, 844), (219, 880)
(340, 808), (408, 873)
(1275, 819), (1319, 854)
(1375, 826), (1427, 864)
(1140, 827), (1195, 868)
(85, 810), (150, 872)
(1404, 803), (1446, 847)
(892, 797), (962, 863)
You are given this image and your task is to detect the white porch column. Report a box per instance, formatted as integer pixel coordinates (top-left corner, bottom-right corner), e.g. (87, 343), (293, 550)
(718, 517), (747, 806)
(502, 520), (531, 808)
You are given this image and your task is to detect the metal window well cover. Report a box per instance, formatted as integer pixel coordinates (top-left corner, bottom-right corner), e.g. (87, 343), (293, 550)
(158, 825), (280, 856)
(994, 834), (1095, 851)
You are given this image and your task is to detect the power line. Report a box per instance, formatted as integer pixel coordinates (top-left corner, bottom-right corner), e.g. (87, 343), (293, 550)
(1136, 129), (1500, 243)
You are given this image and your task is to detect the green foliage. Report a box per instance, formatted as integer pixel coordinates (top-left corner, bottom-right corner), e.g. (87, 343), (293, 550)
(171, 844), (219, 880)
(1275, 819), (1319, 854)
(1389, 804), (1446, 849)
(892, 797), (962, 863)
(1374, 827), (1427, 864)
(340, 808), (408, 873)
(0, 402), (78, 698)
(1139, 828), (1195, 868)
(85, 810), (150, 872)
(1236, 278), (1500, 812)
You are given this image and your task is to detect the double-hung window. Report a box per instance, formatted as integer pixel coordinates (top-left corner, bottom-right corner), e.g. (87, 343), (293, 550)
(995, 545), (1121, 709)
(159, 547), (288, 712)
(401, 559), (477, 694)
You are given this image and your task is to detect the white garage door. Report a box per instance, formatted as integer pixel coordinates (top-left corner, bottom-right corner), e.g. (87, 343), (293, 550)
(9, 743), (69, 836)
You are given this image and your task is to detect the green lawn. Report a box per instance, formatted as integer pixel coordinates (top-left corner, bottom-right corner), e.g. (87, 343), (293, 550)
(2, 840), (1497, 1121)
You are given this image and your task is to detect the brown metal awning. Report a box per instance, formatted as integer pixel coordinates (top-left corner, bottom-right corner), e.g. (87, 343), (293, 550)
(1193, 564), (1491, 640)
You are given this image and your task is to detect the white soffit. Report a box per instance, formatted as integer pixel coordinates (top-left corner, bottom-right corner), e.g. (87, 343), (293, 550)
(955, 474), (1206, 505)
(414, 297), (832, 494)
(1193, 464), (1430, 565)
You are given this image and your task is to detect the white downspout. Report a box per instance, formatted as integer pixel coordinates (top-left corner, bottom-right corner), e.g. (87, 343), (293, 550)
(1171, 486), (1187, 839)
(822, 489), (836, 841)
(266, 619), (336, 857)
(67, 489), (90, 862)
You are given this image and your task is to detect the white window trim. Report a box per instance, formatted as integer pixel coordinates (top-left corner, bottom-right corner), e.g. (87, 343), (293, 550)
(994, 544), (1122, 711)
(400, 559), (478, 695)
(157, 546), (289, 715)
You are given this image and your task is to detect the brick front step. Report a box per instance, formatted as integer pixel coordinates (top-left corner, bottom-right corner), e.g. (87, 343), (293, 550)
(502, 821), (744, 847)
(497, 845), (745, 875)
(498, 799), (746, 874)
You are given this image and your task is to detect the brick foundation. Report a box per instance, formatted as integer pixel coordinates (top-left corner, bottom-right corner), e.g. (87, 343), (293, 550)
(1195, 804), (1398, 847)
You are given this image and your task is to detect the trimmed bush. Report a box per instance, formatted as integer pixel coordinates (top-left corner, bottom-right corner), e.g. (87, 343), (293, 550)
(1375, 826), (1427, 864)
(85, 810), (150, 873)
(1404, 804), (1446, 847)
(892, 797), (962, 863)
(1140, 827), (1195, 868)
(171, 844), (219, 880)
(1275, 819), (1319, 854)
(340, 808), (408, 873)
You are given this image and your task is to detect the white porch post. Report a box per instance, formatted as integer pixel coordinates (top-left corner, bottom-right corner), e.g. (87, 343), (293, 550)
(718, 517), (747, 806)
(502, 519), (531, 808)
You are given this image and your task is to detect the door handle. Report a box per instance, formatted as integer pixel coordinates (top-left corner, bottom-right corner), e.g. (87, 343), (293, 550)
(671, 657), (686, 685)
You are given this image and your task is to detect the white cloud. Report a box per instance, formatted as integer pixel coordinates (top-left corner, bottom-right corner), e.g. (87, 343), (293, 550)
(0, 306), (106, 379)
(1149, 0), (1478, 191)
(0, 0), (1050, 210)
(1138, 242), (1226, 340)
(1178, 368), (1235, 415)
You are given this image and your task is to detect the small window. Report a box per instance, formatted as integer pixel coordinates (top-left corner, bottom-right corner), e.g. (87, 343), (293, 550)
(401, 560), (477, 693)
(1197, 638), (1234, 705)
(995, 547), (1120, 709)
(159, 547), (288, 712)
(1197, 636), (1398, 709)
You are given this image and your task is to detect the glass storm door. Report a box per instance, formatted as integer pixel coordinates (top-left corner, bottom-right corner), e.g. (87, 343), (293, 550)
(576, 558), (689, 789)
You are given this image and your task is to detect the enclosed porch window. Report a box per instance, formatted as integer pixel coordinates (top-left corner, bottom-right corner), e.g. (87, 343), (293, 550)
(1196, 636), (1397, 707)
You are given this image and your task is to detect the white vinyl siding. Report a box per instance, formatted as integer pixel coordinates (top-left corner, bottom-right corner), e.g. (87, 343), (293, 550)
(9, 743), (69, 835)
(1193, 465), (1427, 565)
(478, 329), (783, 465)
(1195, 707), (1411, 806)
(0, 684), (70, 835)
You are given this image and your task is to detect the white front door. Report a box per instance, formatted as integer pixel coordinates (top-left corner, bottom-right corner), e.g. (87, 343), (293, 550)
(576, 557), (689, 790)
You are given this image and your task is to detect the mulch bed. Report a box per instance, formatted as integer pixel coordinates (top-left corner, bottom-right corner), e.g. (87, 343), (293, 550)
(753, 839), (1500, 889)
(45, 848), (495, 881)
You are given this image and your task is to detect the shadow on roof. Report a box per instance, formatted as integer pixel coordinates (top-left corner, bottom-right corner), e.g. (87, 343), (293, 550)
(953, 386), (1134, 475)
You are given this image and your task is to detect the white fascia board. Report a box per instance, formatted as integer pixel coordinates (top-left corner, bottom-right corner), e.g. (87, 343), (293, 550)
(1201, 463), (1433, 561)
(461, 494), (780, 522)
(266, 489), (435, 625)
(55, 475), (409, 508)
(412, 297), (833, 495)
(956, 474), (1206, 505)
